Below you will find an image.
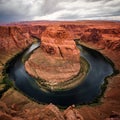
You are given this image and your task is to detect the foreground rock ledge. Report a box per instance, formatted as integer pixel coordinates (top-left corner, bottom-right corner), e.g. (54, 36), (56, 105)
(25, 26), (80, 90)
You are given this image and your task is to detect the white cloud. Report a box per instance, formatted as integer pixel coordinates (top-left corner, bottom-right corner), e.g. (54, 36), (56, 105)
(0, 0), (120, 23)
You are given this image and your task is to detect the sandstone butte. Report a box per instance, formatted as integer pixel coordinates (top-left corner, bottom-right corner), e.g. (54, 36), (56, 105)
(0, 21), (120, 120)
(25, 26), (80, 88)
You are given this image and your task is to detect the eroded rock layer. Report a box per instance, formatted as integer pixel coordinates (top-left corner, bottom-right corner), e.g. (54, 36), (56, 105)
(25, 26), (80, 86)
(0, 21), (120, 120)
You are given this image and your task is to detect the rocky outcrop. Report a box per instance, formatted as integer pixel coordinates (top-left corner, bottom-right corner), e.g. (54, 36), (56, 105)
(80, 28), (103, 43)
(0, 89), (84, 120)
(0, 26), (32, 52)
(39, 104), (65, 120)
(103, 40), (120, 51)
(25, 26), (80, 90)
(0, 88), (63, 120)
(41, 26), (80, 61)
(64, 105), (84, 120)
(0, 26), (35, 93)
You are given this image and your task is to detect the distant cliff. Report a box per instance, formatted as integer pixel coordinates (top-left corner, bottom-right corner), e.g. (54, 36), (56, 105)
(0, 21), (120, 56)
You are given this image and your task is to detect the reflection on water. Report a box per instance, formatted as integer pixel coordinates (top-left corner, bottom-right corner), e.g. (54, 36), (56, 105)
(7, 42), (113, 107)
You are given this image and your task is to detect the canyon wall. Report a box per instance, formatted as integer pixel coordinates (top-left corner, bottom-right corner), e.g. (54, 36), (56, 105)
(0, 21), (120, 120)
(0, 21), (120, 57)
(0, 21), (120, 76)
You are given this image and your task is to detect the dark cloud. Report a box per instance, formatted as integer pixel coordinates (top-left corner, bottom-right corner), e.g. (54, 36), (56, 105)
(0, 0), (120, 23)
(40, 0), (62, 15)
(58, 14), (80, 20)
(85, 0), (113, 3)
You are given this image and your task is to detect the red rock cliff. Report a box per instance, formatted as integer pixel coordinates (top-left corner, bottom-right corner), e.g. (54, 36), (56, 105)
(41, 25), (80, 62)
(25, 26), (80, 85)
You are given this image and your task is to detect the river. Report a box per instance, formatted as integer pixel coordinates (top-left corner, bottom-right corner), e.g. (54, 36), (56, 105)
(6, 41), (113, 107)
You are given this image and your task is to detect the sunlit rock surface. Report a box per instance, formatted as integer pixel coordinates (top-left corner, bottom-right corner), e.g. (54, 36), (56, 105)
(0, 21), (120, 120)
(25, 26), (80, 86)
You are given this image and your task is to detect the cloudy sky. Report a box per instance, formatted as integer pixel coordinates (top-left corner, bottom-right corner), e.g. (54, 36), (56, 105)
(0, 0), (120, 23)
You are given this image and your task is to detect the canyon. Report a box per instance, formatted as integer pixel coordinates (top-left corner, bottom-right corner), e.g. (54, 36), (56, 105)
(0, 21), (120, 120)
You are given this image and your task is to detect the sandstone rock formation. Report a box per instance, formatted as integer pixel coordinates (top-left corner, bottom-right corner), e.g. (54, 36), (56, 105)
(25, 26), (80, 89)
(64, 105), (84, 120)
(39, 103), (65, 120)
(0, 21), (120, 120)
(0, 88), (84, 120)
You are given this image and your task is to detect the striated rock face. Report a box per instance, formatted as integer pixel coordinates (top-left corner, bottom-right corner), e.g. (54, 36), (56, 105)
(0, 25), (34, 84)
(25, 26), (80, 87)
(0, 26), (32, 53)
(41, 26), (80, 61)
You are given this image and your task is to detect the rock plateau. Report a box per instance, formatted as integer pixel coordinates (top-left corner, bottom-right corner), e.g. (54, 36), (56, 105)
(25, 26), (80, 89)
